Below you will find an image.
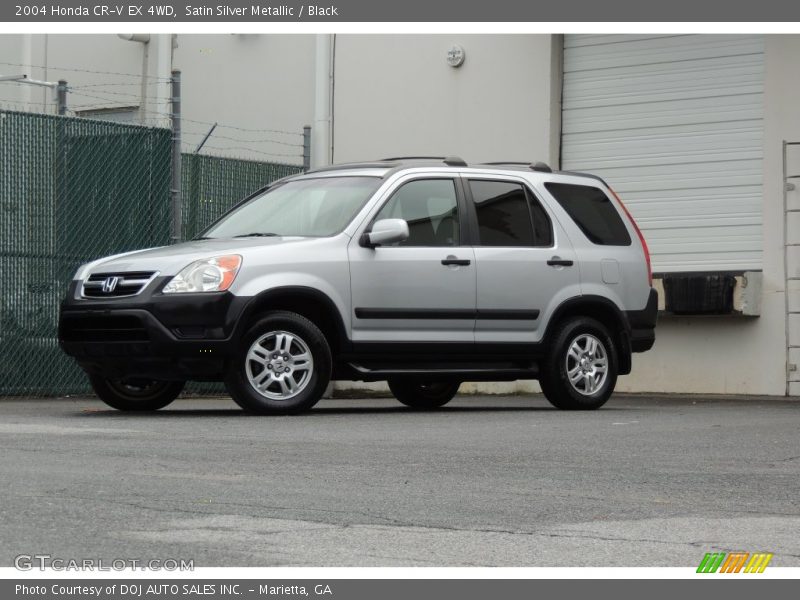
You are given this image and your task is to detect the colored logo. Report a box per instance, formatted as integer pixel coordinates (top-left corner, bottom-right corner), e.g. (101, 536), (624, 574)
(697, 552), (773, 573)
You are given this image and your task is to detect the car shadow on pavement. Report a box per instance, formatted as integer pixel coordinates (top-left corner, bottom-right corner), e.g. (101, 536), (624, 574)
(72, 402), (634, 418)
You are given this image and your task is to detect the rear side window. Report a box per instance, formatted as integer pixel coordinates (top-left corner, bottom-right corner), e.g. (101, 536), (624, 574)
(545, 182), (631, 246)
(469, 180), (552, 247)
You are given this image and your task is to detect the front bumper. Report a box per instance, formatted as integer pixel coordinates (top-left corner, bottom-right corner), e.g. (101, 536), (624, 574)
(58, 278), (249, 381)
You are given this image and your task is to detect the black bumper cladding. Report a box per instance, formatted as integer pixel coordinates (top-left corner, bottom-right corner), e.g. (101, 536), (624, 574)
(58, 279), (248, 381)
(626, 288), (658, 353)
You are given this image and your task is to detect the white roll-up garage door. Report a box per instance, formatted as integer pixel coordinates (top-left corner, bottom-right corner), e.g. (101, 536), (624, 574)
(561, 34), (764, 272)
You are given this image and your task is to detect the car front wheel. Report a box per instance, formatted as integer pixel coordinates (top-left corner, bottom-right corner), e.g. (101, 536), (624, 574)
(224, 311), (332, 415)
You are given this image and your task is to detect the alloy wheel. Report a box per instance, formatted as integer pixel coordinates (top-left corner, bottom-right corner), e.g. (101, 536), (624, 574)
(245, 330), (314, 400)
(565, 333), (608, 396)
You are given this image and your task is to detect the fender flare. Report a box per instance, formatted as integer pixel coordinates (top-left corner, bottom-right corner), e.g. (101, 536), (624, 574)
(544, 295), (632, 375)
(233, 286), (350, 353)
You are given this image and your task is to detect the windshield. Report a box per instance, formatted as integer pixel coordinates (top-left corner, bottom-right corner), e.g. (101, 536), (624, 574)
(202, 176), (382, 239)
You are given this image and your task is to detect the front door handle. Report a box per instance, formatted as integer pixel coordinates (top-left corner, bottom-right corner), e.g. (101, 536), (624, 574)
(441, 258), (471, 266)
(547, 257), (574, 267)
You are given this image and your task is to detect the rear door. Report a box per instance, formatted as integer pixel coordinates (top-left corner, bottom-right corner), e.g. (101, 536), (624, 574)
(466, 176), (581, 344)
(348, 175), (476, 344)
(541, 180), (650, 311)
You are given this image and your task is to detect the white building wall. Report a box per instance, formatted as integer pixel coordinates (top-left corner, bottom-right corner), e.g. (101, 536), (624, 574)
(332, 34), (559, 165)
(0, 34), (315, 164)
(0, 34), (145, 113)
(173, 34), (315, 162)
(764, 35), (800, 396)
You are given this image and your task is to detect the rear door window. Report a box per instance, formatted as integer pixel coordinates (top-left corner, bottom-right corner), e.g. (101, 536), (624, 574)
(469, 180), (553, 247)
(545, 182), (631, 246)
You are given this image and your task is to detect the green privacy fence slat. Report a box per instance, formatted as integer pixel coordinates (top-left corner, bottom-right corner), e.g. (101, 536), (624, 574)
(0, 109), (302, 396)
(0, 110), (172, 396)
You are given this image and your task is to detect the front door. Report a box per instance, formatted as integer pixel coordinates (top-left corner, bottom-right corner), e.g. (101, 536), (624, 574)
(348, 176), (476, 344)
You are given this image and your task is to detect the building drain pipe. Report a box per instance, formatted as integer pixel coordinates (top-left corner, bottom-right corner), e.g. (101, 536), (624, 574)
(312, 34), (333, 168)
(117, 34), (150, 124)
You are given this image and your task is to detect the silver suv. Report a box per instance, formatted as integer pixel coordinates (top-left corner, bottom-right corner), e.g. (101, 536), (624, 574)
(59, 157), (657, 414)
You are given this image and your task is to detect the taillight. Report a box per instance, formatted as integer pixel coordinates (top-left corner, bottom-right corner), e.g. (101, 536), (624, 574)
(610, 188), (652, 287)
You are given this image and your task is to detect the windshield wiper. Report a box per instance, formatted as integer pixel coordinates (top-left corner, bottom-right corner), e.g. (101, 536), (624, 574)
(233, 232), (280, 238)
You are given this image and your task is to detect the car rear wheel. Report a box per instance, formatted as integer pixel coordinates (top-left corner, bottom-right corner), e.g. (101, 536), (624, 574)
(88, 375), (184, 411)
(388, 378), (461, 409)
(539, 317), (618, 410)
(224, 311), (331, 415)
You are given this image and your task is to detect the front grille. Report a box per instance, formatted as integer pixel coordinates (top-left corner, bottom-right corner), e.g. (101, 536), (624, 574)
(82, 271), (157, 298)
(59, 314), (150, 342)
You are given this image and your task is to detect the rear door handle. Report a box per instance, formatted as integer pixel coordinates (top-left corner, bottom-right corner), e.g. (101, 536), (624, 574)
(441, 258), (471, 266)
(547, 257), (574, 267)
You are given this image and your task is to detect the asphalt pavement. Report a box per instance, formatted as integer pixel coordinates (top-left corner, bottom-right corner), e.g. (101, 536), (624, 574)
(1, 393), (799, 567)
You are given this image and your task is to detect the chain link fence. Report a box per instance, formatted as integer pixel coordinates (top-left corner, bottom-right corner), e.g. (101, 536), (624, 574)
(181, 153), (301, 240)
(0, 109), (303, 396)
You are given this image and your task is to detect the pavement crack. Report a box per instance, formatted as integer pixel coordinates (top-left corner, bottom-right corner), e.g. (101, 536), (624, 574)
(725, 508), (800, 517)
(536, 529), (720, 548)
(3, 492), (233, 519)
(1, 491), (410, 528)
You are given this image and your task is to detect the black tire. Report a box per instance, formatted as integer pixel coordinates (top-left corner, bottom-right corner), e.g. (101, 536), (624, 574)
(539, 317), (618, 410)
(88, 375), (183, 411)
(224, 311), (331, 415)
(388, 378), (461, 409)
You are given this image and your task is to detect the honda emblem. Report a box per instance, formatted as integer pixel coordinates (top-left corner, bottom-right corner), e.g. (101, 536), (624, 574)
(101, 276), (120, 293)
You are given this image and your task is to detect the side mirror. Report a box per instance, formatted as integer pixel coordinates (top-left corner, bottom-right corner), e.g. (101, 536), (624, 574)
(360, 218), (409, 248)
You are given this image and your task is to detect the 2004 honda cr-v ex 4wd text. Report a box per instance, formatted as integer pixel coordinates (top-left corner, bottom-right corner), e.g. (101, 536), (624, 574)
(59, 157), (657, 414)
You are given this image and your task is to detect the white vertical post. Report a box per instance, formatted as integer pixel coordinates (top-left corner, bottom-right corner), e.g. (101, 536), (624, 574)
(312, 34), (333, 168)
(21, 34), (33, 109)
(156, 34), (173, 121)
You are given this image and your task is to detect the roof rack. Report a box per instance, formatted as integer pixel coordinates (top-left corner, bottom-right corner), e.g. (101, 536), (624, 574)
(305, 161), (400, 174)
(556, 169), (609, 186)
(305, 157), (558, 175)
(482, 161), (553, 173)
(381, 155), (445, 161)
(380, 155), (468, 167)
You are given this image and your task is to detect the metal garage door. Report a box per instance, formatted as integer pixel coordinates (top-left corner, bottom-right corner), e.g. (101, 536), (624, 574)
(561, 35), (764, 272)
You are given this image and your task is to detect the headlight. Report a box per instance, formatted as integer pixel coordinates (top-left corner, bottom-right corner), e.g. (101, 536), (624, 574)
(162, 255), (242, 294)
